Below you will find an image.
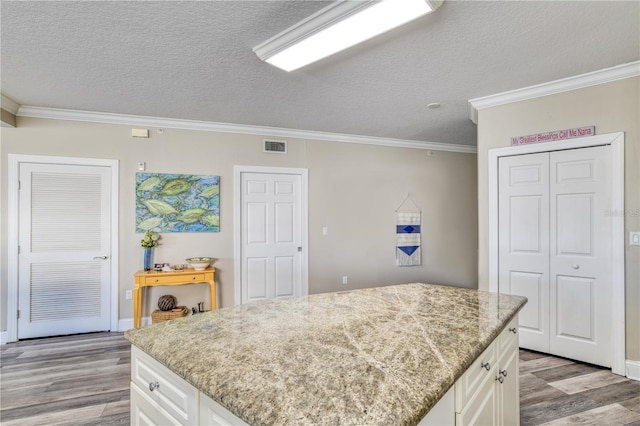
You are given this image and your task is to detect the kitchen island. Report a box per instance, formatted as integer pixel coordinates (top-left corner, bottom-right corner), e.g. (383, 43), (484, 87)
(125, 283), (526, 425)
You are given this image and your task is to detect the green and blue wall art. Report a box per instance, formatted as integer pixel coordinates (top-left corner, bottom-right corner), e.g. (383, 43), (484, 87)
(136, 173), (220, 233)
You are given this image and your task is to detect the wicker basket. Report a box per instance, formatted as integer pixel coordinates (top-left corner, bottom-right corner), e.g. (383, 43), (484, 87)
(151, 306), (188, 324)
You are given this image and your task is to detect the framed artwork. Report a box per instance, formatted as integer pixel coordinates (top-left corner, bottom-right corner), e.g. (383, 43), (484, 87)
(136, 173), (220, 233)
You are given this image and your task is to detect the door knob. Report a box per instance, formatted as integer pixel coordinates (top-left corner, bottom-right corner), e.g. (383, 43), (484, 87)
(572, 264), (579, 270)
(93, 256), (108, 260)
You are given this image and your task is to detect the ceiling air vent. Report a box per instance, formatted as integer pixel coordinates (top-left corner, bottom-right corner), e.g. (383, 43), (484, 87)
(263, 139), (287, 154)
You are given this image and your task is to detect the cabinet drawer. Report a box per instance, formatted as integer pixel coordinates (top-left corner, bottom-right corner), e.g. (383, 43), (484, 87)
(455, 342), (496, 412)
(498, 317), (519, 357)
(146, 274), (206, 285)
(131, 381), (181, 426)
(131, 346), (198, 425)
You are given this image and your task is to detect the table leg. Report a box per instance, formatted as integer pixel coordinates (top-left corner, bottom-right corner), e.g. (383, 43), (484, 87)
(209, 281), (216, 311)
(133, 286), (142, 328)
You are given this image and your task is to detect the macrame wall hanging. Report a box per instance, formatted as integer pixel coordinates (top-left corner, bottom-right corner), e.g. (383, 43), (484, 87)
(395, 194), (422, 267)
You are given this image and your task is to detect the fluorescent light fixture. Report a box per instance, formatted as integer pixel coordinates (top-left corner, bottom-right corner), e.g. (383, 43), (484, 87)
(254, 0), (443, 72)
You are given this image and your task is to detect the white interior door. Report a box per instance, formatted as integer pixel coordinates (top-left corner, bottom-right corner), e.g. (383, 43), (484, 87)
(240, 172), (303, 303)
(498, 146), (613, 367)
(498, 152), (550, 353)
(549, 146), (611, 366)
(18, 162), (112, 338)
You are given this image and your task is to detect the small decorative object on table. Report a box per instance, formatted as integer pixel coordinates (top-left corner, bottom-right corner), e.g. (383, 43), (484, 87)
(151, 306), (188, 323)
(186, 257), (213, 271)
(158, 294), (177, 311)
(140, 231), (160, 271)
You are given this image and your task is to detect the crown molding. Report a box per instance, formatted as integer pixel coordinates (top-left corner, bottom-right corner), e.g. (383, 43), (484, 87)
(468, 60), (640, 124)
(17, 105), (477, 153)
(1, 94), (20, 115)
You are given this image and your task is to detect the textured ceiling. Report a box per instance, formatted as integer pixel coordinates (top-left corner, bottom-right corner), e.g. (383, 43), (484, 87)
(1, 1), (639, 147)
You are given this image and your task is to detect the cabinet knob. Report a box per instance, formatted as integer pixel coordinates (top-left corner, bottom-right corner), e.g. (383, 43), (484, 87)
(572, 264), (580, 270)
(500, 369), (508, 377)
(149, 381), (160, 392)
(509, 327), (517, 334)
(495, 375), (504, 384)
(155, 279), (159, 283)
(481, 362), (491, 371)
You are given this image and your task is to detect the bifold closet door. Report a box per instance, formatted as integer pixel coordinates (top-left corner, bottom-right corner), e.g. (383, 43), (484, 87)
(498, 152), (550, 353)
(499, 146), (612, 367)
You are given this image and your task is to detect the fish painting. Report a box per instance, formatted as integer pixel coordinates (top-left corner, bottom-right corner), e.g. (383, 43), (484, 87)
(135, 173), (220, 233)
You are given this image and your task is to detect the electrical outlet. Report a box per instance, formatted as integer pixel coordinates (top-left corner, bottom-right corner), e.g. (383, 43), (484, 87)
(631, 232), (640, 246)
(342, 276), (348, 285)
(126, 290), (132, 300)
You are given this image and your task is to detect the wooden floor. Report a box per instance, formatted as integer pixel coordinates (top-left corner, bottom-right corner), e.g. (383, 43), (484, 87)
(1, 333), (639, 425)
(1, 332), (130, 425)
(520, 349), (640, 425)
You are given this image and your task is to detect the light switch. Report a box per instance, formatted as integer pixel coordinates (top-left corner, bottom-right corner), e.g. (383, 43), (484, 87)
(137, 161), (146, 171)
(631, 232), (640, 246)
(322, 227), (328, 236)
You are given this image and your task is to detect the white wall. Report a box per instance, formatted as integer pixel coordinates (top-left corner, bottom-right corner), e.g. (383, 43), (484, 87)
(0, 117), (478, 330)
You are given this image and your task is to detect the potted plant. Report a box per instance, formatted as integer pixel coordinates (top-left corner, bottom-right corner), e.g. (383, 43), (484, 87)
(140, 230), (160, 271)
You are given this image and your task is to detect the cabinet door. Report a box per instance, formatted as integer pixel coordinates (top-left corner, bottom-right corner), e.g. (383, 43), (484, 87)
(131, 383), (181, 426)
(455, 376), (497, 426)
(497, 339), (520, 426)
(200, 392), (248, 426)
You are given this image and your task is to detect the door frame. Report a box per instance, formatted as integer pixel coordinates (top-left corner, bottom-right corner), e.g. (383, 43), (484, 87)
(488, 132), (625, 375)
(7, 154), (119, 343)
(233, 165), (309, 305)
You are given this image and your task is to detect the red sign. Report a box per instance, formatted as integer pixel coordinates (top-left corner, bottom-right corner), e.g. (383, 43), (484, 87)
(511, 126), (595, 146)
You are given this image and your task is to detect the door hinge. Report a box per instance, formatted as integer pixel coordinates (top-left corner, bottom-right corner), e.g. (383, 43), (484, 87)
(18, 245), (21, 254)
(18, 180), (21, 190)
(17, 310), (20, 319)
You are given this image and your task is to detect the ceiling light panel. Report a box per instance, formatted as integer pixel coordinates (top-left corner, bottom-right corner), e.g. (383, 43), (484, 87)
(254, 0), (442, 72)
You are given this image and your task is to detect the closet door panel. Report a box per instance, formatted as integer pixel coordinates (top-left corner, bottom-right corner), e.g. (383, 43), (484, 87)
(549, 146), (612, 367)
(498, 153), (550, 353)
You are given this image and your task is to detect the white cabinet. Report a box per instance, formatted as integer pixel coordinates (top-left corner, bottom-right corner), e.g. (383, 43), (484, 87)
(130, 346), (248, 426)
(130, 315), (520, 426)
(455, 317), (520, 426)
(131, 382), (182, 426)
(130, 346), (200, 426)
(200, 392), (249, 426)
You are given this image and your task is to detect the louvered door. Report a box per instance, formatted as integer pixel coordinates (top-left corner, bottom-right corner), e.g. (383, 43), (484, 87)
(18, 163), (112, 338)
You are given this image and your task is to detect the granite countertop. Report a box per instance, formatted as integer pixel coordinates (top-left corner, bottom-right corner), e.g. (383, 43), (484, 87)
(125, 283), (526, 426)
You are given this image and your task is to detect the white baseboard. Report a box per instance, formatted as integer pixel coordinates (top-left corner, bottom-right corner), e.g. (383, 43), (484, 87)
(118, 317), (151, 331)
(1, 331), (8, 345)
(627, 360), (640, 381)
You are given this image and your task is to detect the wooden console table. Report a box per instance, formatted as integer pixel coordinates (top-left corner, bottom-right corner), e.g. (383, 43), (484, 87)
(133, 267), (216, 328)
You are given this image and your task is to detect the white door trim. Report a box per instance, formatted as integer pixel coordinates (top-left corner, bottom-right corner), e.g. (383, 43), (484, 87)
(7, 154), (119, 343)
(488, 132), (625, 375)
(233, 166), (309, 306)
